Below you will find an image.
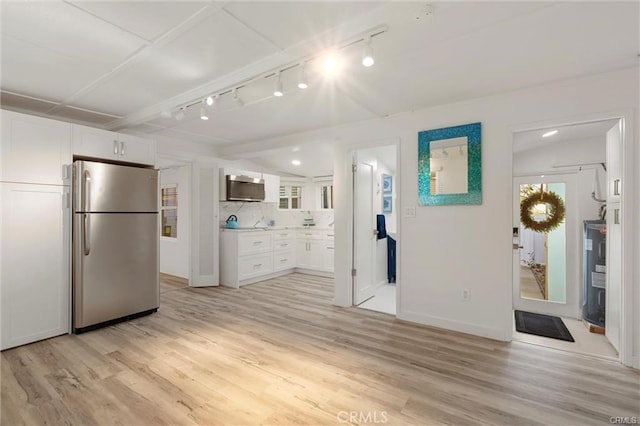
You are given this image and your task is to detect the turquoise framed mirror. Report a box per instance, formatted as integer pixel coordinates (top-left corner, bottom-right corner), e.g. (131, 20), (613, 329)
(418, 122), (482, 205)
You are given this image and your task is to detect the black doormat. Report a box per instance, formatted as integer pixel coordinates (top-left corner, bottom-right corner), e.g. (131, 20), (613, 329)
(515, 310), (575, 342)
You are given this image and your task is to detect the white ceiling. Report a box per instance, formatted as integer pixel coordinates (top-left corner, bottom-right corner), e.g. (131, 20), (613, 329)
(513, 119), (620, 154)
(1, 1), (638, 177)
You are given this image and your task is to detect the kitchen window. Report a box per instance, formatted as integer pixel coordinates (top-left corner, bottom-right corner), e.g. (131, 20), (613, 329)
(279, 184), (302, 210)
(161, 184), (178, 238)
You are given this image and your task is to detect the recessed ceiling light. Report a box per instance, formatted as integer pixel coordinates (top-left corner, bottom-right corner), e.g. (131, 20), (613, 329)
(542, 130), (558, 138)
(540, 174), (545, 178)
(291, 160), (301, 166)
(292, 147), (300, 152)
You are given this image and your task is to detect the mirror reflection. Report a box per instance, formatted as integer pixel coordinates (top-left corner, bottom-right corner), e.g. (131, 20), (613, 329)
(429, 137), (468, 195)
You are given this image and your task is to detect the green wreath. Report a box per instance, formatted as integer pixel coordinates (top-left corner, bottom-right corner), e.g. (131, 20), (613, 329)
(520, 191), (566, 233)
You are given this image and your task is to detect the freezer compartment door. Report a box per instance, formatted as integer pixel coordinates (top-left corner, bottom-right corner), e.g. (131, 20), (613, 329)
(74, 160), (158, 213)
(74, 213), (159, 329)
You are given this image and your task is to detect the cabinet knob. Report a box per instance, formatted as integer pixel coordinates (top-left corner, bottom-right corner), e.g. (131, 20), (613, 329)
(120, 141), (125, 156)
(113, 140), (119, 155)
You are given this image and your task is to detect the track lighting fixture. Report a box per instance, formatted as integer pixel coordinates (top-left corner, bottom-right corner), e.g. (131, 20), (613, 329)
(362, 36), (374, 67)
(273, 72), (284, 97)
(233, 88), (244, 107)
(200, 100), (208, 120)
(297, 64), (308, 89)
(158, 27), (388, 120)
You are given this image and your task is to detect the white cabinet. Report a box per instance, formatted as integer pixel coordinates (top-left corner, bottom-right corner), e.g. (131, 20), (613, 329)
(323, 230), (335, 272)
(263, 173), (280, 203)
(1, 110), (71, 185)
(220, 229), (280, 287)
(273, 230), (295, 272)
(72, 125), (156, 166)
(606, 121), (622, 202)
(296, 230), (324, 270)
(1, 183), (70, 350)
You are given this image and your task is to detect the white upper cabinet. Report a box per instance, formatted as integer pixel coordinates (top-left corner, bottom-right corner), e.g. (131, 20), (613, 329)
(262, 173), (280, 203)
(606, 121), (622, 202)
(72, 124), (156, 166)
(1, 110), (71, 185)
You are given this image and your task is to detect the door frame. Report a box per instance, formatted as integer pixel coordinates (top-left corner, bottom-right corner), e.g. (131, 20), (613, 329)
(509, 110), (635, 367)
(332, 137), (400, 312)
(512, 174), (579, 318)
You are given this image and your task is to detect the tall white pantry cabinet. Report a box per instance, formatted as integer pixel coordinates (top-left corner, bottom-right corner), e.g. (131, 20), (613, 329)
(1, 110), (71, 350)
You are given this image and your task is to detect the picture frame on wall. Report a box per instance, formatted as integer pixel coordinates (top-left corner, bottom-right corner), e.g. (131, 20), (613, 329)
(383, 195), (392, 213)
(382, 174), (392, 194)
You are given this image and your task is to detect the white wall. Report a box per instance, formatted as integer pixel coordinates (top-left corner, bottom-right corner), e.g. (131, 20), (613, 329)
(328, 67), (638, 362)
(159, 165), (190, 279)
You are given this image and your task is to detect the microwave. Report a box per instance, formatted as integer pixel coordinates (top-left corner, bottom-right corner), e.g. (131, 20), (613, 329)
(225, 175), (265, 201)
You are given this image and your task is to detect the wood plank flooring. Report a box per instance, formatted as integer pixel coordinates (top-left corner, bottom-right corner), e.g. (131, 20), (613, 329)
(2, 273), (638, 425)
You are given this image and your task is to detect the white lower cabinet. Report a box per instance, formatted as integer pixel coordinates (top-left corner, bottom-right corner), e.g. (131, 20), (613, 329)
(1, 183), (70, 350)
(220, 227), (334, 287)
(296, 239), (324, 270)
(238, 252), (273, 280)
(220, 229), (276, 287)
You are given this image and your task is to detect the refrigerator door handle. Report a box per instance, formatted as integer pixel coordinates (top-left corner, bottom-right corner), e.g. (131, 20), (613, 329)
(83, 213), (91, 255)
(83, 169), (91, 212)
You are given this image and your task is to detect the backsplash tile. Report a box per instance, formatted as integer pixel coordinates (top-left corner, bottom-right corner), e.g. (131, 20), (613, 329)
(219, 202), (333, 228)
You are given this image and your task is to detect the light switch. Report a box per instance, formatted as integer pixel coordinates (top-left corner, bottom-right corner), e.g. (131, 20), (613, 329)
(404, 206), (416, 217)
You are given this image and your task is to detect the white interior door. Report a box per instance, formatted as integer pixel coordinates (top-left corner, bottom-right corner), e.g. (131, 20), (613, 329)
(512, 174), (579, 318)
(190, 162), (219, 287)
(353, 156), (376, 305)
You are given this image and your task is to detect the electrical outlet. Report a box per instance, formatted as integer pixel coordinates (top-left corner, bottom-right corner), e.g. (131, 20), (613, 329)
(462, 289), (470, 301)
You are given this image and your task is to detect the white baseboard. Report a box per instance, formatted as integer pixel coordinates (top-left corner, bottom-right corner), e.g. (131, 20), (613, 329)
(397, 310), (509, 342)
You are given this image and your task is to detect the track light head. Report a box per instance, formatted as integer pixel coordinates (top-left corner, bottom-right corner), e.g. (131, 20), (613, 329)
(297, 64), (308, 89)
(233, 88), (244, 107)
(362, 37), (374, 67)
(273, 73), (284, 97)
(174, 108), (186, 121)
(205, 95), (216, 107)
(200, 102), (208, 120)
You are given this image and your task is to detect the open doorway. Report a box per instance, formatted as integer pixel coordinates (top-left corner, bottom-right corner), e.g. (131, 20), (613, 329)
(512, 118), (621, 360)
(351, 145), (398, 315)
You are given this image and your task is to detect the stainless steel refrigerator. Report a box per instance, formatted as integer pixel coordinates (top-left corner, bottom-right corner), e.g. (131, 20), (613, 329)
(73, 160), (159, 332)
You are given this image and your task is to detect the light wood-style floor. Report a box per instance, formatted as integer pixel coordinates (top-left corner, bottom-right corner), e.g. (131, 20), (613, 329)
(2, 273), (638, 425)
